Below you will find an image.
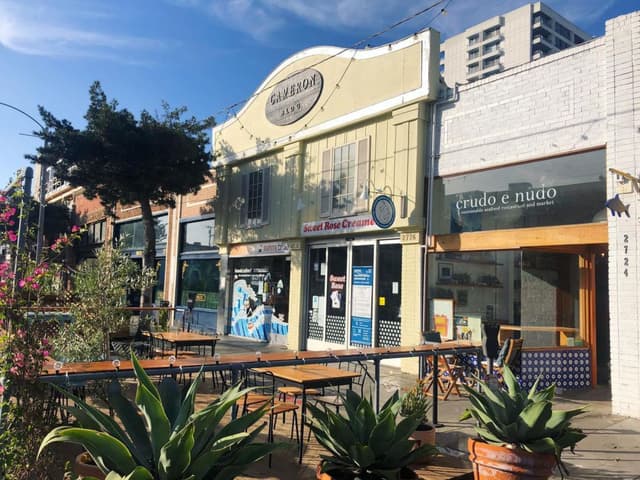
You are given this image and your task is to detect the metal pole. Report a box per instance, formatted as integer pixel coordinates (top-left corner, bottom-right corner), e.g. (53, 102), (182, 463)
(12, 167), (33, 293)
(0, 102), (47, 263)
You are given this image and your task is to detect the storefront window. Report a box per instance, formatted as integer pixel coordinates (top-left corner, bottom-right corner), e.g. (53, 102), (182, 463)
(116, 215), (168, 250)
(178, 258), (219, 309)
(432, 150), (605, 234)
(181, 218), (216, 252)
(428, 250), (580, 347)
(177, 218), (219, 309)
(230, 256), (290, 341)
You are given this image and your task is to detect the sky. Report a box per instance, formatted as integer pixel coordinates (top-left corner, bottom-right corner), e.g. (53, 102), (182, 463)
(1, 0), (637, 187)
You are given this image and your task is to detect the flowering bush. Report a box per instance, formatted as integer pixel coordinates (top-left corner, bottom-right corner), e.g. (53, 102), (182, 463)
(0, 186), (81, 479)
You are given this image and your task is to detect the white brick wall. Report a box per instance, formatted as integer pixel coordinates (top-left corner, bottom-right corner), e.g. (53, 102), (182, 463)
(439, 38), (606, 176)
(605, 11), (640, 418)
(437, 10), (640, 418)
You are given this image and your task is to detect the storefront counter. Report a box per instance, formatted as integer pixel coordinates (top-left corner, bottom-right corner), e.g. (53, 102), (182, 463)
(520, 346), (591, 390)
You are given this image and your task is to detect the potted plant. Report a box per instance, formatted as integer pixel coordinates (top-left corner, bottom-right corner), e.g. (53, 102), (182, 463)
(400, 377), (435, 459)
(460, 365), (586, 480)
(308, 389), (437, 480)
(38, 352), (280, 479)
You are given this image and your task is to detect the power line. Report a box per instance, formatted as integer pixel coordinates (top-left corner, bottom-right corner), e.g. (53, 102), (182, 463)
(215, 0), (452, 119)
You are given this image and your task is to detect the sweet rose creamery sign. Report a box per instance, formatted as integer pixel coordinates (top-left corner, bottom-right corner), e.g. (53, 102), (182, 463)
(302, 215), (379, 237)
(266, 68), (323, 126)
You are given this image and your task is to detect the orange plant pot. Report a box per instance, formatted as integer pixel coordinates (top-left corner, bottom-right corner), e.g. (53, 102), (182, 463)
(467, 438), (556, 480)
(74, 452), (106, 480)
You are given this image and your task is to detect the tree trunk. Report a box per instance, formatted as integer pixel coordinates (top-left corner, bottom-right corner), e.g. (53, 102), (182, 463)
(139, 199), (156, 328)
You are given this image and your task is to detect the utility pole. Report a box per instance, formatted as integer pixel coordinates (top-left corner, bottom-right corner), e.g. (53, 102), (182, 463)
(0, 102), (47, 262)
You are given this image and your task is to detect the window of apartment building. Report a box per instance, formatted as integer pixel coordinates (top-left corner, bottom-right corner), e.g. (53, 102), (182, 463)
(554, 22), (571, 39)
(483, 26), (500, 41)
(240, 167), (271, 227)
(81, 220), (105, 246)
(468, 33), (480, 45)
(532, 12), (552, 28)
(555, 37), (569, 50)
(483, 56), (500, 69)
(319, 138), (370, 218)
(483, 41), (500, 55)
(44, 166), (65, 194)
(468, 48), (480, 60)
(467, 62), (480, 74)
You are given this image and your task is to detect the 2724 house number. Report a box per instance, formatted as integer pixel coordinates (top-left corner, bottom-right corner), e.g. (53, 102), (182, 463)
(623, 234), (630, 277)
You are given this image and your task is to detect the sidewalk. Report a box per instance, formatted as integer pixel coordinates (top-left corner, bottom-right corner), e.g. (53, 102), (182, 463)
(215, 336), (640, 479)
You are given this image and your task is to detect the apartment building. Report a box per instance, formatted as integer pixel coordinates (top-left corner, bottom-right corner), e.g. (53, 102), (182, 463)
(440, 2), (591, 85)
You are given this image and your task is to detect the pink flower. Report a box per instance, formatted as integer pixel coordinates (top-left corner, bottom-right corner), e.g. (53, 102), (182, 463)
(0, 384), (4, 396)
(9, 366), (18, 375)
(31, 282), (40, 290)
(71, 225), (80, 232)
(18, 279), (26, 288)
(41, 338), (49, 346)
(7, 231), (17, 242)
(41, 350), (50, 357)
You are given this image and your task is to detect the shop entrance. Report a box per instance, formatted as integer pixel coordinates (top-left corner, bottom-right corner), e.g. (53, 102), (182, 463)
(305, 241), (401, 350)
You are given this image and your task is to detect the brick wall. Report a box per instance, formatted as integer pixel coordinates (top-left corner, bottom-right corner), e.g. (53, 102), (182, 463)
(605, 11), (640, 418)
(438, 11), (640, 418)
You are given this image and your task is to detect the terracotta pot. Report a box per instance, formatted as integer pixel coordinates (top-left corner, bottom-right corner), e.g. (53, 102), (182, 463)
(315, 462), (418, 480)
(410, 423), (436, 464)
(467, 437), (556, 480)
(74, 452), (106, 480)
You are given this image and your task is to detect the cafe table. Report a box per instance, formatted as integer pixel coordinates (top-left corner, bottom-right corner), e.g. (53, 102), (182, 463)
(142, 331), (219, 358)
(252, 364), (361, 463)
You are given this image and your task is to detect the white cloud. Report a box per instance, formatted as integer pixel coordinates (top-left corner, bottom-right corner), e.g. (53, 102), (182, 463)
(0, 0), (165, 61)
(179, 0), (618, 43)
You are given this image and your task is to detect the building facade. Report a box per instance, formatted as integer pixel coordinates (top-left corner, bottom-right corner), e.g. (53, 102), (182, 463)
(432, 10), (640, 418)
(212, 31), (441, 364)
(440, 2), (590, 85)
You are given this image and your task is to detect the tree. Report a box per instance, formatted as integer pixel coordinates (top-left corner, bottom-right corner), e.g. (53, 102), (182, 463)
(30, 81), (214, 309)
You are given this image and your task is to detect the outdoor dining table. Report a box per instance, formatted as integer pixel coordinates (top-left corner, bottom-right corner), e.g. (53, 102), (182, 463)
(142, 331), (219, 358)
(252, 364), (361, 464)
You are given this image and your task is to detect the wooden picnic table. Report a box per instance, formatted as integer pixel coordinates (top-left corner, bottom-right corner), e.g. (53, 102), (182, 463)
(41, 340), (482, 426)
(142, 331), (219, 358)
(253, 364), (361, 463)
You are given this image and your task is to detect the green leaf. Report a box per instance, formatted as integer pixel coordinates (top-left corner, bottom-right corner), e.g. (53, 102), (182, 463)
(367, 410), (395, 455)
(158, 422), (195, 480)
(38, 427), (137, 475)
(136, 381), (171, 466)
(171, 368), (204, 432)
(517, 400), (552, 440)
(106, 467), (154, 480)
(131, 351), (161, 401)
(157, 377), (182, 429)
(107, 379), (153, 468)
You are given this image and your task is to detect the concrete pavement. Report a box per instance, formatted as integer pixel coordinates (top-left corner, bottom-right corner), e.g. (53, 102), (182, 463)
(215, 335), (640, 479)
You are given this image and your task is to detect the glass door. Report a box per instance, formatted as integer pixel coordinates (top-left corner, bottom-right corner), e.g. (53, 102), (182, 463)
(376, 244), (402, 347)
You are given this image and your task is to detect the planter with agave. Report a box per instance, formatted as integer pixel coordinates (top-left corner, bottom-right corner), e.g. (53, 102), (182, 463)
(400, 377), (435, 463)
(38, 352), (280, 479)
(460, 366), (586, 480)
(308, 389), (437, 480)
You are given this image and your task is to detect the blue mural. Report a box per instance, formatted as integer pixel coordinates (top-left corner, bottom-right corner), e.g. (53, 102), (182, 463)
(230, 279), (288, 341)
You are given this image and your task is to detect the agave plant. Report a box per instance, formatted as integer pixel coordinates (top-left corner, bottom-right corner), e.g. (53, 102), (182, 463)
(38, 353), (280, 480)
(307, 389), (437, 480)
(460, 365), (586, 463)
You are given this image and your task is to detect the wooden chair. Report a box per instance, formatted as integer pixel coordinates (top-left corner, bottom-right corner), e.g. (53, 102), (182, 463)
(240, 370), (299, 467)
(482, 337), (524, 380)
(423, 355), (467, 400)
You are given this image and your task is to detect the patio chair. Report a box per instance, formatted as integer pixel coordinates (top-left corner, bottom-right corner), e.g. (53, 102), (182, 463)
(240, 370), (299, 467)
(311, 360), (370, 413)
